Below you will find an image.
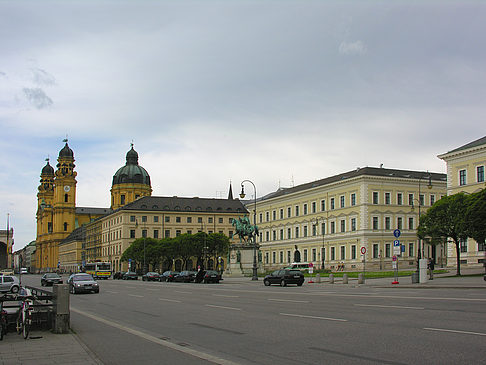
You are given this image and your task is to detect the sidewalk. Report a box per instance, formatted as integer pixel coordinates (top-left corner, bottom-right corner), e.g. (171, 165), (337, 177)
(0, 330), (101, 365)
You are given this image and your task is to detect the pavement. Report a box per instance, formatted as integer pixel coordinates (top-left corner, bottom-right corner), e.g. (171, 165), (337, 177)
(1, 267), (484, 365)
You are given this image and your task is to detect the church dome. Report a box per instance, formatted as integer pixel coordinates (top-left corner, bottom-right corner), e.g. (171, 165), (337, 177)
(112, 145), (151, 186)
(59, 142), (74, 159)
(41, 160), (54, 175)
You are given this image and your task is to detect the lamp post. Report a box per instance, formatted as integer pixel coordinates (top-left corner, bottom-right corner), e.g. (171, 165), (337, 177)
(311, 217), (325, 270)
(411, 172), (432, 278)
(240, 180), (258, 280)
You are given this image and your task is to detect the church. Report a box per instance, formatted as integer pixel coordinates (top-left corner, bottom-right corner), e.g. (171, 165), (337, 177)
(35, 141), (247, 273)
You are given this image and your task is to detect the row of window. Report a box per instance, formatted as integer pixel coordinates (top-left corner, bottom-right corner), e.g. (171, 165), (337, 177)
(459, 166), (485, 186)
(372, 192), (438, 206)
(127, 229), (229, 239)
(103, 215), (233, 228)
(259, 194), (358, 223)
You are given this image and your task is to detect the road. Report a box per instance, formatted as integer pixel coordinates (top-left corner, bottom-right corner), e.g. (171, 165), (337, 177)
(21, 275), (486, 364)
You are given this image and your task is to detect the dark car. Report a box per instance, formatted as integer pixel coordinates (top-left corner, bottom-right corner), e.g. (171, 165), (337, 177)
(173, 271), (197, 283)
(159, 271), (179, 282)
(263, 269), (304, 287)
(202, 270), (221, 284)
(142, 272), (160, 281)
(122, 271), (138, 280)
(113, 271), (123, 280)
(67, 273), (99, 294)
(41, 273), (63, 286)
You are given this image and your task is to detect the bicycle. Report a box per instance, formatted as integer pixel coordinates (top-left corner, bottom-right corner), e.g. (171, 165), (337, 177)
(16, 294), (35, 339)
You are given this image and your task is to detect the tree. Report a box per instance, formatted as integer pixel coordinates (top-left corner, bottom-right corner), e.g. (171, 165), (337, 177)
(465, 189), (486, 248)
(174, 234), (198, 270)
(418, 193), (469, 275)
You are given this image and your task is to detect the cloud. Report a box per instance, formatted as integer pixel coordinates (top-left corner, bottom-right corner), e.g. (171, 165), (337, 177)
(22, 88), (53, 109)
(30, 67), (56, 86)
(339, 40), (367, 55)
(0, 71), (6, 77)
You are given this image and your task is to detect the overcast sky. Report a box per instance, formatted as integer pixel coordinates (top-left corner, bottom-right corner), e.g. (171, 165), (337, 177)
(1, 0), (485, 250)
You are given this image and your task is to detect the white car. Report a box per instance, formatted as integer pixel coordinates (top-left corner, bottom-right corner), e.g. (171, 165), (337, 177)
(0, 275), (20, 293)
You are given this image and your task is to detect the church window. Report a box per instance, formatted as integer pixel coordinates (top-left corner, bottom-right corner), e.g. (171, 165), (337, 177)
(64, 222), (68, 231)
(64, 194), (68, 202)
(121, 195), (125, 205)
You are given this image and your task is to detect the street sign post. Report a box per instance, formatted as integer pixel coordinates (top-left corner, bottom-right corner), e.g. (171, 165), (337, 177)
(392, 233), (400, 284)
(393, 229), (401, 238)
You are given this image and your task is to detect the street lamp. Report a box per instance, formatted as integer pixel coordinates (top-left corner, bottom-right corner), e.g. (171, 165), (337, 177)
(311, 217), (325, 270)
(240, 180), (258, 281)
(411, 172), (432, 278)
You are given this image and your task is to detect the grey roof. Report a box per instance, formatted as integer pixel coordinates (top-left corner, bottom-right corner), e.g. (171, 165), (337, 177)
(61, 226), (86, 245)
(112, 146), (151, 187)
(119, 196), (248, 214)
(259, 167), (447, 201)
(76, 207), (112, 215)
(446, 136), (486, 154)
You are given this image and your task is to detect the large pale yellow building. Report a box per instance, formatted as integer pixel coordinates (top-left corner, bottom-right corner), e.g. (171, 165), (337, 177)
(438, 136), (486, 267)
(254, 167), (447, 272)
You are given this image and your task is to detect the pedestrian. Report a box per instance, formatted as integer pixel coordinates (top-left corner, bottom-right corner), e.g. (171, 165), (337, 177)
(428, 258), (435, 280)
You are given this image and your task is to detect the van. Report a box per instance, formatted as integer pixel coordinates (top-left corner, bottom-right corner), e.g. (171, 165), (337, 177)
(20, 268), (28, 274)
(284, 263), (310, 272)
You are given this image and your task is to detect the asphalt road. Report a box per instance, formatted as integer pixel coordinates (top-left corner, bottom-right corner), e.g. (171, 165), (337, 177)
(21, 275), (486, 365)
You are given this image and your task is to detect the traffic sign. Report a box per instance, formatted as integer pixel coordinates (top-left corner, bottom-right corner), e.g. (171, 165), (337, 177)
(393, 229), (401, 238)
(361, 247), (366, 254)
(309, 262), (314, 268)
(393, 240), (400, 247)
(392, 255), (397, 262)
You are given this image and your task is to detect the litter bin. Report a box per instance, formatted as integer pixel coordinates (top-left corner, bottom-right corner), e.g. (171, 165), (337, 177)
(411, 272), (419, 284)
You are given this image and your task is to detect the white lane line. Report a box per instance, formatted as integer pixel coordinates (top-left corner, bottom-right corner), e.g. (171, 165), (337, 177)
(71, 308), (240, 365)
(205, 304), (242, 311)
(306, 293), (486, 302)
(268, 299), (309, 303)
(424, 327), (486, 337)
(128, 294), (144, 298)
(125, 286), (137, 289)
(146, 289), (159, 291)
(175, 291), (192, 294)
(280, 313), (347, 322)
(212, 294), (239, 298)
(355, 304), (424, 310)
(106, 291), (119, 294)
(159, 298), (181, 303)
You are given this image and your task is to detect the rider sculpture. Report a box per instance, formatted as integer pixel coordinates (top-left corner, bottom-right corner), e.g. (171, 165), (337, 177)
(232, 215), (259, 243)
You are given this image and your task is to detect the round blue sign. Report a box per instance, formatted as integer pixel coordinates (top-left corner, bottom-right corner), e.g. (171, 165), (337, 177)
(393, 229), (401, 238)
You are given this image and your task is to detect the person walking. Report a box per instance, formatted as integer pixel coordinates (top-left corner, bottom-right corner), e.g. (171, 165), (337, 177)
(428, 258), (435, 280)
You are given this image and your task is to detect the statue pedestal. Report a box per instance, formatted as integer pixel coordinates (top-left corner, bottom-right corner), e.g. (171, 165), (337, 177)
(226, 243), (261, 277)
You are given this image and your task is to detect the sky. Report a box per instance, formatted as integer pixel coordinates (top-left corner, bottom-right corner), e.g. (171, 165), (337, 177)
(1, 0), (485, 250)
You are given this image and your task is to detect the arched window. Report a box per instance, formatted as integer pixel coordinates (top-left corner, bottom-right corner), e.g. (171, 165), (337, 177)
(64, 194), (68, 202)
(63, 222), (68, 231)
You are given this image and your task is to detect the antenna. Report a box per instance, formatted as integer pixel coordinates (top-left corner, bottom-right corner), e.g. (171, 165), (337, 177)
(291, 175), (295, 187)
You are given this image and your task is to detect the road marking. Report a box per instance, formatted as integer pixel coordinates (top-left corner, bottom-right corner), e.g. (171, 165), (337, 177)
(106, 291), (119, 294)
(306, 292), (486, 302)
(146, 288), (159, 291)
(128, 294), (144, 298)
(205, 304), (242, 311)
(424, 327), (486, 336)
(280, 313), (347, 322)
(175, 291), (192, 294)
(213, 294), (239, 298)
(355, 304), (424, 310)
(268, 299), (309, 303)
(71, 308), (241, 365)
(159, 298), (181, 303)
(125, 286), (137, 289)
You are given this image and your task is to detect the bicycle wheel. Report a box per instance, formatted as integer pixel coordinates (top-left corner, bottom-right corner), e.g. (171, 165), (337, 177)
(16, 314), (22, 335)
(22, 317), (30, 339)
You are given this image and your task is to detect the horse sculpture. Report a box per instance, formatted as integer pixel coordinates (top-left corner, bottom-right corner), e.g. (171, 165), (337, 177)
(232, 216), (259, 243)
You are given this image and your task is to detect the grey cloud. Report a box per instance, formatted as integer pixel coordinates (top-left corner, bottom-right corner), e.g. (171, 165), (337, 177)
(22, 88), (53, 109)
(30, 68), (56, 86)
(0, 71), (5, 76)
(338, 40), (367, 55)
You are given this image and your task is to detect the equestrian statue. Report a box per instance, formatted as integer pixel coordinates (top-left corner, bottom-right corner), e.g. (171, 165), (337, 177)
(232, 215), (259, 243)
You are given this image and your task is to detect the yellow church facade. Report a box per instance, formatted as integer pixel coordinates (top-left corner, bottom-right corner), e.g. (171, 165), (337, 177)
(253, 167), (447, 272)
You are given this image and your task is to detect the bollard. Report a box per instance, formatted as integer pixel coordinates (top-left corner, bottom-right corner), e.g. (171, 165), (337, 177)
(53, 284), (70, 334)
(329, 273), (334, 284)
(358, 273), (365, 284)
(411, 272), (419, 284)
(315, 273), (321, 283)
(342, 274), (348, 284)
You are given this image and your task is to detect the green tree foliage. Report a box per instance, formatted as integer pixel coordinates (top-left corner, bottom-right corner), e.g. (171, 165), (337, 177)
(418, 193), (469, 275)
(465, 189), (486, 247)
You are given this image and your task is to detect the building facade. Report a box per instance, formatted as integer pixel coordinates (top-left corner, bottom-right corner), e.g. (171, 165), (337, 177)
(253, 167), (447, 272)
(438, 136), (486, 267)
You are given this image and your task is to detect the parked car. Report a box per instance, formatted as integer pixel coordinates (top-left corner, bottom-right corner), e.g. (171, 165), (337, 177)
(41, 273), (63, 286)
(173, 271), (197, 283)
(159, 271), (179, 282)
(142, 272), (160, 281)
(20, 268), (28, 275)
(263, 269), (304, 287)
(113, 271), (123, 280)
(67, 273), (99, 294)
(202, 270), (221, 284)
(122, 271), (138, 280)
(0, 275), (20, 293)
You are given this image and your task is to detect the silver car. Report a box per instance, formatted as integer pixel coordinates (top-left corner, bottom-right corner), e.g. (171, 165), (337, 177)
(0, 275), (20, 293)
(67, 273), (99, 294)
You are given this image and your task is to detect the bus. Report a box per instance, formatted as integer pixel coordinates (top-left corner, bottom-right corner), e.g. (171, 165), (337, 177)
(84, 262), (112, 279)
